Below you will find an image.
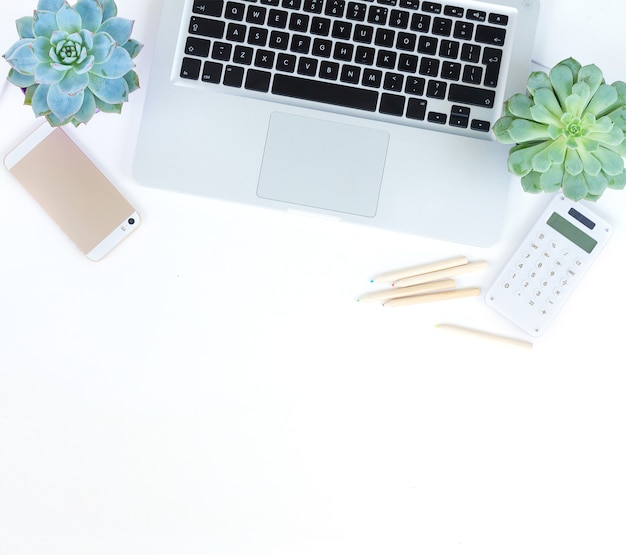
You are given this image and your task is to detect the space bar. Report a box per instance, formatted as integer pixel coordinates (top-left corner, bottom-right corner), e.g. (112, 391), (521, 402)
(272, 75), (378, 112)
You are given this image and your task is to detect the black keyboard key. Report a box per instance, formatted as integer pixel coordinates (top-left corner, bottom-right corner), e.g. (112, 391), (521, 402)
(320, 60), (340, 79)
(410, 13), (431, 32)
(375, 28), (395, 47)
(419, 57), (439, 76)
(482, 47), (502, 87)
(255, 49), (276, 68)
(449, 104), (470, 127)
(432, 17), (452, 36)
(398, 53), (418, 72)
(202, 60), (223, 83)
(397, 32), (417, 51)
(340, 64), (361, 83)
(380, 93), (406, 116)
(291, 34), (312, 53)
(282, 0), (302, 9)
(193, 0), (224, 17)
(448, 83), (495, 107)
(185, 36), (211, 57)
(383, 72), (404, 91)
(354, 24), (374, 43)
(460, 42), (480, 62)
(462, 64), (483, 84)
(312, 37), (333, 57)
(488, 13), (509, 26)
(245, 69), (272, 91)
(248, 26), (269, 45)
(421, 1), (441, 13)
(346, 1), (367, 20)
(475, 24), (506, 46)
(466, 9), (486, 21)
(303, 0), (324, 13)
(180, 57), (202, 79)
(190, 16), (226, 38)
(417, 36), (438, 55)
(453, 20), (473, 39)
(376, 49), (397, 69)
(298, 57), (318, 75)
(272, 74), (378, 111)
(269, 30), (290, 49)
(407, 98), (427, 120)
(441, 61), (461, 80)
(234, 45), (253, 64)
(246, 5), (267, 24)
(212, 41), (232, 60)
(471, 119), (491, 132)
(268, 8), (288, 27)
(439, 39), (459, 59)
(362, 68), (383, 87)
(325, 0), (346, 17)
(333, 42), (354, 60)
(368, 6), (388, 25)
(389, 9), (409, 28)
(405, 76), (425, 95)
(311, 16), (332, 35)
(277, 52), (297, 72)
(332, 20), (353, 39)
(399, 0), (420, 9)
(224, 1), (245, 20)
(355, 45), (375, 64)
(224, 64), (244, 86)
(428, 111), (447, 124)
(443, 5), (463, 17)
(426, 79), (446, 98)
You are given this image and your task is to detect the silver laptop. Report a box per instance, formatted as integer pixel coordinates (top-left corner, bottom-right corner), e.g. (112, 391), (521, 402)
(133, 0), (539, 246)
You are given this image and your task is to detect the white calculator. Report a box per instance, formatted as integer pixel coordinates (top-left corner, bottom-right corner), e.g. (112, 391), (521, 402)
(486, 194), (613, 337)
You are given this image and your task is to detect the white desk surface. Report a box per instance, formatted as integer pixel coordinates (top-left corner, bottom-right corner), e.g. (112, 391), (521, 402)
(1, 1), (625, 553)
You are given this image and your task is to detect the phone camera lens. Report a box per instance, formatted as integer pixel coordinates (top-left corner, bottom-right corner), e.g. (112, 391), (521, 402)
(128, 218), (135, 225)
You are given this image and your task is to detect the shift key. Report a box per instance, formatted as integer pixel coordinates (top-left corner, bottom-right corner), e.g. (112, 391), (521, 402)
(448, 84), (495, 107)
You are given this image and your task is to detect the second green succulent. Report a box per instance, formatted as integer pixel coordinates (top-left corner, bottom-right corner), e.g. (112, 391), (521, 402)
(494, 58), (626, 201)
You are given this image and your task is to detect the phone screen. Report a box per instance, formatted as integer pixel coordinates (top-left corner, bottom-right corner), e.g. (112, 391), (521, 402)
(5, 125), (139, 260)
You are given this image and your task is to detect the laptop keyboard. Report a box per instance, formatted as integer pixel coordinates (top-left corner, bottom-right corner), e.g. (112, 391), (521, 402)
(177, 0), (513, 137)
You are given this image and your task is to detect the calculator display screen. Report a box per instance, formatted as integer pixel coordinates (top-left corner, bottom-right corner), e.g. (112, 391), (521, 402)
(547, 212), (597, 253)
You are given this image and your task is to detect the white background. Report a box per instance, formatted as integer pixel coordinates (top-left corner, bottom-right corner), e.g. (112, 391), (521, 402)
(1, 1), (625, 553)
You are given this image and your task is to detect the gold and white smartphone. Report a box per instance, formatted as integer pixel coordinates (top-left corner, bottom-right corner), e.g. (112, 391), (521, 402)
(4, 124), (140, 261)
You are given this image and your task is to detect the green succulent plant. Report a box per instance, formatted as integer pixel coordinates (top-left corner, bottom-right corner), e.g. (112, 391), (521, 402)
(494, 58), (626, 201)
(2, 0), (142, 126)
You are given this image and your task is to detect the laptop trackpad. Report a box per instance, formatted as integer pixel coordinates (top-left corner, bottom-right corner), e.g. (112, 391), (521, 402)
(257, 112), (389, 217)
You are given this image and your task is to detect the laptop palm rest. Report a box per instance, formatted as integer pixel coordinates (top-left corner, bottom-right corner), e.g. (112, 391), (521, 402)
(257, 112), (389, 217)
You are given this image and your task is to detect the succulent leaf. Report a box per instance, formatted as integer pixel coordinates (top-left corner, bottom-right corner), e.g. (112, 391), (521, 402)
(33, 11), (58, 39)
(97, 17), (134, 45)
(16, 16), (36, 39)
(75, 0), (104, 31)
(3, 0), (142, 126)
(38, 0), (65, 11)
